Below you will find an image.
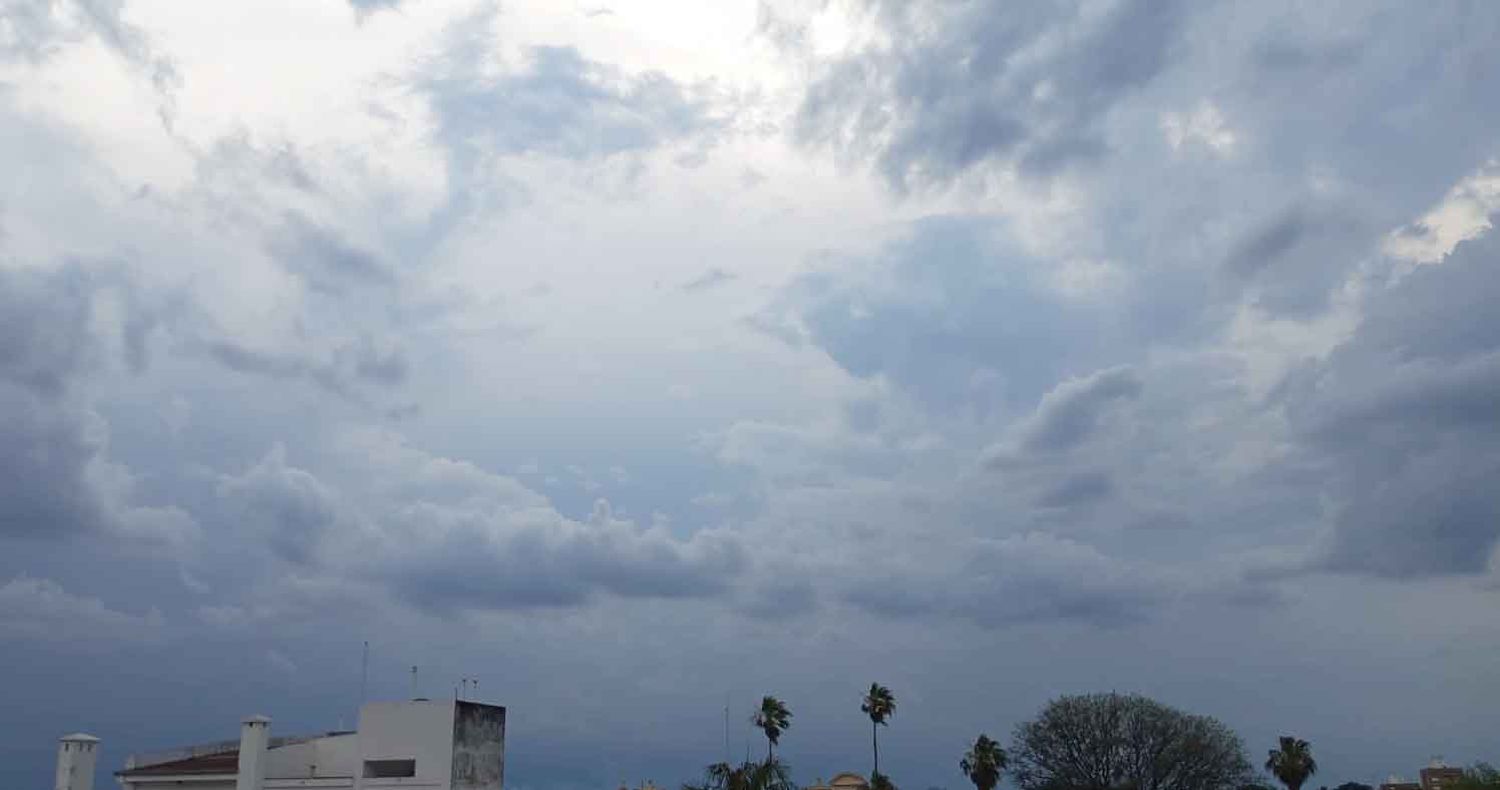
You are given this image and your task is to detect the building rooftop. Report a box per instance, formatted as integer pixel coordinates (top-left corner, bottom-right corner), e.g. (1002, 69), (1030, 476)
(116, 752), (241, 778)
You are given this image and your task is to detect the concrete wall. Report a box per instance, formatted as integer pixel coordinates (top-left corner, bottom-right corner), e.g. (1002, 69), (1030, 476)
(355, 701), (456, 790)
(267, 734), (358, 780)
(449, 702), (505, 790)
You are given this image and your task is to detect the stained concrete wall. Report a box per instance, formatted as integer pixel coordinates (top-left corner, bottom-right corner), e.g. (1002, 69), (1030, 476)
(448, 702), (505, 790)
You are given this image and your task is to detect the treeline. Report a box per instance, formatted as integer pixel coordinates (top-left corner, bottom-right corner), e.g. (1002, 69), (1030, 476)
(681, 690), (1500, 790)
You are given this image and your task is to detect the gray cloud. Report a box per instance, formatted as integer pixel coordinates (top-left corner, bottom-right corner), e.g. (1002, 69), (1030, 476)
(790, 0), (1188, 190)
(0, 263), (96, 397)
(269, 212), (394, 295)
(843, 533), (1173, 627)
(0, 575), (165, 644)
(1035, 470), (1114, 509)
(205, 334), (409, 397)
(1222, 205), (1370, 317)
(348, 0), (403, 18)
(1014, 366), (1142, 454)
(406, 14), (732, 243)
(758, 215), (1110, 412)
(214, 431), (758, 612)
(0, 265), (196, 545)
(681, 267), (737, 292)
(216, 445), (341, 566)
(418, 23), (724, 167)
(384, 496), (746, 611)
(1283, 226), (1500, 578)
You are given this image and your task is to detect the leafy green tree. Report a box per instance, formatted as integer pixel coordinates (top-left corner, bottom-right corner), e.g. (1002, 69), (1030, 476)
(1264, 737), (1317, 790)
(960, 734), (1008, 790)
(1332, 783), (1372, 790)
(753, 696), (792, 764)
(683, 761), (795, 790)
(862, 683), (897, 780)
(1449, 764), (1500, 790)
(1010, 692), (1253, 790)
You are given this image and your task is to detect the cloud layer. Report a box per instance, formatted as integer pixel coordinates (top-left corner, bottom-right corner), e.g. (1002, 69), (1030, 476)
(3, 2), (1500, 790)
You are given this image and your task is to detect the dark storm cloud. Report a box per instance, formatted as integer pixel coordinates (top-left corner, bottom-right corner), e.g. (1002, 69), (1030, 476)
(1282, 226), (1500, 578)
(791, 0), (1188, 190)
(0, 386), (110, 538)
(0, 265), (193, 543)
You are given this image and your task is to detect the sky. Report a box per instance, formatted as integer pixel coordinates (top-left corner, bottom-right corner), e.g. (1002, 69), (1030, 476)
(2, 1), (1500, 789)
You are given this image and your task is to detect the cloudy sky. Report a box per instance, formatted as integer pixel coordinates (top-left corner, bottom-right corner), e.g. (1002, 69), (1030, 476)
(3, 1), (1500, 789)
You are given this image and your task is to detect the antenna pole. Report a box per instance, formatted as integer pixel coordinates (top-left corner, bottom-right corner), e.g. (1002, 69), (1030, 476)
(411, 666), (418, 699)
(360, 641), (369, 712)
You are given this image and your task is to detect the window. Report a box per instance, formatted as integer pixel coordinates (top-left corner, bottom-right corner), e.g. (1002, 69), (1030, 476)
(363, 760), (416, 778)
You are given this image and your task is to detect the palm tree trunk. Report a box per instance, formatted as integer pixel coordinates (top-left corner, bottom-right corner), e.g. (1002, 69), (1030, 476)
(872, 721), (879, 778)
(766, 738), (773, 765)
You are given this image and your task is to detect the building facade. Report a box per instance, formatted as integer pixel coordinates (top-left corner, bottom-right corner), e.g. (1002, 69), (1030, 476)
(1421, 761), (1465, 790)
(110, 700), (504, 790)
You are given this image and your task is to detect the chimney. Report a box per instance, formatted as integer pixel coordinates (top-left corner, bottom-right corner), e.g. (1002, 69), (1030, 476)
(236, 716), (272, 790)
(55, 734), (100, 790)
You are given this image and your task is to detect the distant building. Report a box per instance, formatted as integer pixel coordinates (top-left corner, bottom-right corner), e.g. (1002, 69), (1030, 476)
(806, 773), (871, 790)
(1381, 775), (1422, 790)
(108, 699), (504, 790)
(1421, 759), (1465, 790)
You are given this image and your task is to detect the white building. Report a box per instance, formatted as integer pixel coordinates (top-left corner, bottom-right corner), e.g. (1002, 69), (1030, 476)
(107, 699), (504, 790)
(56, 733), (102, 790)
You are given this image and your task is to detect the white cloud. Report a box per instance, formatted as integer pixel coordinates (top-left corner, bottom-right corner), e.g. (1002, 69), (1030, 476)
(1161, 102), (1237, 154)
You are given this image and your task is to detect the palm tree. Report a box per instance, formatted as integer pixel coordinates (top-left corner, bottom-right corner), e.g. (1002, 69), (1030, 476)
(862, 683), (897, 781)
(753, 696), (792, 764)
(960, 733), (1007, 790)
(1265, 736), (1318, 790)
(683, 760), (795, 790)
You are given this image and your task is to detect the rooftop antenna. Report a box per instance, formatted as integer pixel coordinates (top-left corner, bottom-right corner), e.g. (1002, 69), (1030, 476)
(360, 641), (369, 711)
(410, 665), (419, 699)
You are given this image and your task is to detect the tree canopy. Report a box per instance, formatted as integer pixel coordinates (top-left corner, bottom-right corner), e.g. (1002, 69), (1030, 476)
(1449, 764), (1500, 790)
(1009, 693), (1253, 790)
(683, 761), (795, 790)
(960, 734), (1008, 790)
(1264, 737), (1317, 790)
(753, 696), (792, 762)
